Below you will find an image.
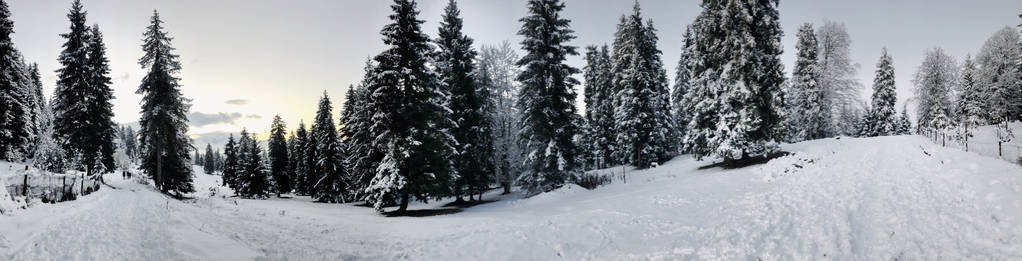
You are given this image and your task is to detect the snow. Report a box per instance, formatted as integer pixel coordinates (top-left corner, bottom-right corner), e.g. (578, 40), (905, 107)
(4, 135), (1022, 260)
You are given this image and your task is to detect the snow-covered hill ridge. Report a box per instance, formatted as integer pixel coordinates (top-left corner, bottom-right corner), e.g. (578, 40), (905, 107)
(3, 135), (1022, 260)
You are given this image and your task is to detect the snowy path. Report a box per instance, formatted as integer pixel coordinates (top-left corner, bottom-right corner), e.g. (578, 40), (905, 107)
(3, 135), (1022, 260)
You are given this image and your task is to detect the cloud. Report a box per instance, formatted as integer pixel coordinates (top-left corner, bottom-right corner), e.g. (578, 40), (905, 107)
(245, 114), (262, 119)
(188, 112), (243, 127)
(224, 99), (249, 105)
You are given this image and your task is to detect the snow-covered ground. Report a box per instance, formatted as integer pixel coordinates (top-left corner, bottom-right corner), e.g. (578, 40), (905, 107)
(943, 121), (1022, 163)
(3, 135), (1022, 260)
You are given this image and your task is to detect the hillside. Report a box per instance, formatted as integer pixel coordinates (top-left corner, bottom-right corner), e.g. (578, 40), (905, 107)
(2, 135), (1022, 260)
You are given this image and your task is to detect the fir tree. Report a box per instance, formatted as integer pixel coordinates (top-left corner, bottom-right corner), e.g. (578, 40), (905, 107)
(341, 63), (380, 202)
(285, 131), (297, 190)
(862, 48), (898, 137)
(222, 134), (240, 188)
(787, 23), (824, 142)
(137, 10), (193, 195)
(683, 0), (787, 162)
(436, 0), (494, 201)
(672, 27), (693, 154)
(0, 0), (31, 160)
(292, 120), (312, 195)
(957, 56), (983, 151)
(51, 0), (93, 167)
(203, 143), (215, 174)
(267, 115), (291, 196)
(194, 149), (202, 165)
(238, 130), (269, 199)
(365, 0), (456, 212)
(895, 106), (912, 135)
(515, 0), (581, 193)
(582, 45), (614, 169)
(610, 3), (673, 169)
(311, 92), (344, 203)
(86, 25), (117, 172)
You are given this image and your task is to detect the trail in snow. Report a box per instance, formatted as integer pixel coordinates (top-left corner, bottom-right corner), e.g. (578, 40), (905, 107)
(2, 135), (1022, 260)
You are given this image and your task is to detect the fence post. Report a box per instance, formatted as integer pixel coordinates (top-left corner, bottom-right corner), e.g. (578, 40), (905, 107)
(22, 174), (28, 197)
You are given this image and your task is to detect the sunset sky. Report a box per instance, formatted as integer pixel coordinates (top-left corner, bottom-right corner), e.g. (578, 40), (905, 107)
(9, 0), (1021, 147)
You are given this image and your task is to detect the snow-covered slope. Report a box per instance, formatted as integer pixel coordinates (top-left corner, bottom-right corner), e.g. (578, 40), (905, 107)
(3, 135), (1022, 260)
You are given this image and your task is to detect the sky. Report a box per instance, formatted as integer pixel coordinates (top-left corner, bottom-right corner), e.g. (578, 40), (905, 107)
(9, 0), (1022, 148)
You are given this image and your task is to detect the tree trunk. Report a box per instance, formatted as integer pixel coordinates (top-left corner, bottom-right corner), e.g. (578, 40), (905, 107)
(398, 191), (410, 212)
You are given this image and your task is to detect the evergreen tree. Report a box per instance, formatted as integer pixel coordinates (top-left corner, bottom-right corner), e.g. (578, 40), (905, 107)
(683, 0), (786, 162)
(203, 143), (215, 174)
(862, 48), (898, 137)
(436, 0), (494, 201)
(86, 25), (117, 172)
(137, 10), (193, 195)
(285, 131), (297, 189)
(582, 45), (614, 169)
(222, 134), (240, 188)
(786, 23), (824, 142)
(365, 0), (456, 212)
(194, 149), (202, 165)
(927, 103), (951, 146)
(26, 63), (47, 157)
(341, 63), (380, 202)
(311, 92), (344, 203)
(0, 0), (34, 161)
(51, 0), (92, 168)
(895, 105), (912, 135)
(957, 56), (983, 151)
(292, 120), (312, 195)
(672, 27), (693, 154)
(267, 115), (291, 196)
(237, 130), (269, 198)
(515, 0), (581, 193)
(610, 3), (673, 169)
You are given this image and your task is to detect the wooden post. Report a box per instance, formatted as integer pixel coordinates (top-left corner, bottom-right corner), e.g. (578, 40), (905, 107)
(22, 174), (28, 197)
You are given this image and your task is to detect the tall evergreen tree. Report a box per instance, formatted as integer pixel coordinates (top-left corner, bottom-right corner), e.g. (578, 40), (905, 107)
(895, 105), (912, 135)
(0, 0), (31, 160)
(298, 119), (316, 196)
(436, 0), (494, 201)
(311, 92), (344, 203)
(222, 134), (240, 188)
(341, 63), (380, 202)
(672, 27), (693, 154)
(365, 0), (456, 212)
(683, 0), (787, 162)
(610, 3), (674, 168)
(582, 45), (615, 169)
(52, 0), (93, 169)
(786, 23), (824, 141)
(862, 48), (898, 137)
(267, 115), (291, 196)
(515, 0), (581, 193)
(137, 10), (193, 195)
(85, 25), (117, 172)
(285, 131), (297, 190)
(203, 143), (215, 174)
(237, 130), (269, 198)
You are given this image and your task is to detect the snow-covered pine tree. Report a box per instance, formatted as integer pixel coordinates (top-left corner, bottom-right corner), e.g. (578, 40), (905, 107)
(203, 143), (215, 174)
(137, 10), (194, 195)
(895, 105), (912, 135)
(298, 120), (316, 196)
(311, 91), (344, 203)
(342, 61), (382, 202)
(672, 27), (693, 154)
(862, 48), (898, 137)
(976, 27), (1022, 123)
(957, 55), (983, 151)
(610, 3), (673, 169)
(582, 45), (615, 169)
(683, 0), (786, 162)
(515, 0), (581, 193)
(285, 130), (297, 189)
(194, 149), (202, 166)
(479, 42), (522, 195)
(927, 103), (951, 146)
(912, 48), (958, 135)
(0, 0), (33, 161)
(365, 0), (456, 212)
(435, 0), (494, 201)
(52, 0), (99, 173)
(222, 134), (239, 188)
(786, 23), (824, 142)
(85, 25), (117, 172)
(267, 115), (290, 196)
(238, 131), (269, 199)
(26, 63), (47, 157)
(816, 21), (862, 137)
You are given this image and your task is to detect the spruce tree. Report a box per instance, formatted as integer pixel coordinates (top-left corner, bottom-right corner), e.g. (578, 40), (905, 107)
(311, 92), (344, 203)
(52, 0), (93, 168)
(292, 120), (312, 195)
(285, 131), (297, 190)
(786, 23), (824, 142)
(137, 10), (193, 195)
(611, 3), (674, 168)
(672, 27), (693, 154)
(895, 106), (912, 135)
(365, 0), (456, 212)
(514, 0), (581, 193)
(683, 0), (786, 162)
(86, 25), (117, 172)
(582, 45), (614, 169)
(957, 56), (983, 151)
(267, 115), (291, 195)
(436, 0), (494, 201)
(238, 130), (269, 198)
(222, 134), (240, 188)
(863, 48), (898, 137)
(341, 64), (380, 202)
(0, 0), (31, 160)
(203, 143), (215, 174)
